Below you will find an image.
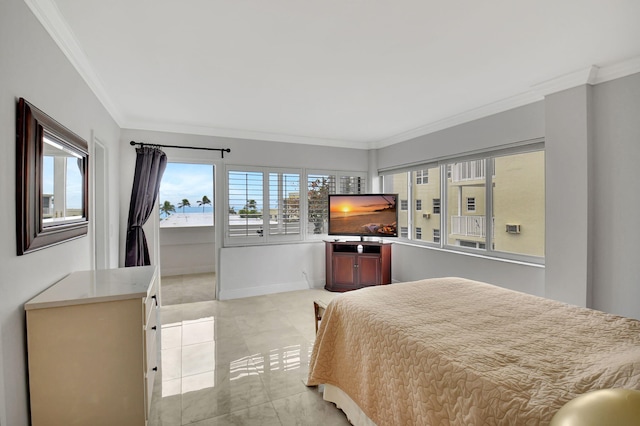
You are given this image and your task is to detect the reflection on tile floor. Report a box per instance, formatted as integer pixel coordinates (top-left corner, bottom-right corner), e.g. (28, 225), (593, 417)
(148, 286), (349, 425)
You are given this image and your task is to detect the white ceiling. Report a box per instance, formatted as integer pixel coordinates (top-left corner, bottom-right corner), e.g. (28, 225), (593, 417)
(28, 0), (640, 149)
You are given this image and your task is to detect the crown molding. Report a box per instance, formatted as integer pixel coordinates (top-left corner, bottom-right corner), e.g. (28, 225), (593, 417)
(373, 90), (544, 149)
(377, 56), (640, 148)
(530, 65), (600, 97)
(592, 55), (640, 84)
(24, 0), (125, 126)
(124, 120), (370, 150)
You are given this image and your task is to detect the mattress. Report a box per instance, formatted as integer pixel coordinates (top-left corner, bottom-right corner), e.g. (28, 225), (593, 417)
(306, 277), (640, 425)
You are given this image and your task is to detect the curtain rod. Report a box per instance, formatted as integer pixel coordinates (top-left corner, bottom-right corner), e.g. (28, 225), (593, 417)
(130, 140), (231, 158)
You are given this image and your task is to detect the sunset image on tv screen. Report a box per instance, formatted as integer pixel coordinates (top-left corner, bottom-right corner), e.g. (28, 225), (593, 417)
(329, 195), (397, 236)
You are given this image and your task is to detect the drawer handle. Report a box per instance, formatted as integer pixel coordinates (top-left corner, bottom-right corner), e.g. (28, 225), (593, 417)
(151, 295), (158, 306)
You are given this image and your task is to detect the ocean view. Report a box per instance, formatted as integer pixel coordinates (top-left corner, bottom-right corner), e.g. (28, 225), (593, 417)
(160, 207), (214, 228)
(160, 205), (213, 217)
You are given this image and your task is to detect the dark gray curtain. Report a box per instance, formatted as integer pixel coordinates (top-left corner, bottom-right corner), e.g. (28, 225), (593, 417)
(125, 146), (167, 267)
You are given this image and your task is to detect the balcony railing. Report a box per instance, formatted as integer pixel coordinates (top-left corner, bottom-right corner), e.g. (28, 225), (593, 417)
(450, 159), (495, 182)
(450, 216), (494, 238)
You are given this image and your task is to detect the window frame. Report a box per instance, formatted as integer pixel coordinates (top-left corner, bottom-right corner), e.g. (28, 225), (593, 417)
(415, 169), (428, 185)
(225, 166), (366, 246)
(466, 197), (476, 212)
(380, 140), (545, 265)
(433, 198), (441, 214)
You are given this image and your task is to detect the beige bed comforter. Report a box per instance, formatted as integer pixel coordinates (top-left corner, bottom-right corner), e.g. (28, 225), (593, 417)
(307, 277), (640, 425)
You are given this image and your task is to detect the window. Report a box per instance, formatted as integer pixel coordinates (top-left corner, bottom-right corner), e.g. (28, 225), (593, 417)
(226, 167), (365, 245)
(227, 169), (264, 241)
(447, 160), (486, 249)
(159, 162), (214, 228)
(433, 198), (441, 214)
(269, 172), (300, 237)
(307, 173), (335, 235)
(416, 169), (428, 184)
(400, 200), (408, 210)
(492, 150), (545, 257)
(459, 240), (486, 249)
(467, 197), (476, 212)
(381, 142), (544, 263)
(306, 172), (365, 236)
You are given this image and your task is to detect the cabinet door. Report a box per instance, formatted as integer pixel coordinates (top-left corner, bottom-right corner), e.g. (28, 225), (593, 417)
(358, 255), (381, 286)
(332, 253), (357, 286)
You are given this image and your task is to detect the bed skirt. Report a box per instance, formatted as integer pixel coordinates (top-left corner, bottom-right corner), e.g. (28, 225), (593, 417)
(323, 384), (377, 426)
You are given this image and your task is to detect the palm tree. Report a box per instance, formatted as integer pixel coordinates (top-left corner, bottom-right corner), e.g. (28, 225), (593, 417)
(177, 198), (191, 213)
(197, 195), (212, 212)
(159, 200), (175, 218)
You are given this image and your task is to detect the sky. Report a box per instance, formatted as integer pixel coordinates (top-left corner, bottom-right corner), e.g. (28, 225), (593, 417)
(159, 163), (214, 209)
(43, 156), (83, 209)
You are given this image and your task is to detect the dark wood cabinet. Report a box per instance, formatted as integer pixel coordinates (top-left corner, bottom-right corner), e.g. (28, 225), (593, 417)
(325, 241), (392, 292)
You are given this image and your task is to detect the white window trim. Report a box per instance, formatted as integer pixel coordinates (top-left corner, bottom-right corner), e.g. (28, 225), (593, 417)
(225, 166), (366, 246)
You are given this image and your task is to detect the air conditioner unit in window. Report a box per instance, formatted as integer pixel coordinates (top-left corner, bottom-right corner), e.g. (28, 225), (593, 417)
(505, 224), (521, 234)
(423, 213), (431, 219)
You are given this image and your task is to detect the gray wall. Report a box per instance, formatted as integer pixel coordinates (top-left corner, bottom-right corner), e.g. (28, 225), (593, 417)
(544, 86), (592, 307)
(544, 74), (640, 319)
(377, 102), (545, 170)
(590, 73), (640, 318)
(0, 0), (121, 424)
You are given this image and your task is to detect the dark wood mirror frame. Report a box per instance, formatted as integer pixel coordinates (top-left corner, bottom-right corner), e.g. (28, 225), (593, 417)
(16, 98), (89, 255)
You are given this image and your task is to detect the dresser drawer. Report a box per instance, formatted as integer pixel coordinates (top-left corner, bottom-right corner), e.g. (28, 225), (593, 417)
(144, 274), (159, 325)
(144, 307), (158, 369)
(145, 326), (158, 415)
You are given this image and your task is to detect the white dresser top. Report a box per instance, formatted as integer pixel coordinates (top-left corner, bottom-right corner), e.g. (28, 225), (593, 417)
(25, 265), (158, 310)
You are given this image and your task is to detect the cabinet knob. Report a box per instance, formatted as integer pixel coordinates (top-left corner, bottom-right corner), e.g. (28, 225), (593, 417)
(152, 326), (157, 330)
(153, 366), (158, 372)
(151, 295), (158, 306)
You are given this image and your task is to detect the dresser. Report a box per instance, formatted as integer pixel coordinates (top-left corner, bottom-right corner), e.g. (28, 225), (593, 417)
(24, 265), (160, 426)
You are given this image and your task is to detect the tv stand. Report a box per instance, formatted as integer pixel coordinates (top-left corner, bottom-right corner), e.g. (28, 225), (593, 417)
(325, 241), (392, 292)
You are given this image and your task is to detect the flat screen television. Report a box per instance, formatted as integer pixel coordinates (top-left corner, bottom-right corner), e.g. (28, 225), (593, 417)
(328, 193), (398, 238)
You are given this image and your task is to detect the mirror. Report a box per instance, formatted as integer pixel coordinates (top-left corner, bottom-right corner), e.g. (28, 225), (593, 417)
(16, 98), (89, 255)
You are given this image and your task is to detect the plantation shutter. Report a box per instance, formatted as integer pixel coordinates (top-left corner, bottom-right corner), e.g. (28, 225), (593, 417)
(268, 172), (301, 238)
(227, 170), (264, 241)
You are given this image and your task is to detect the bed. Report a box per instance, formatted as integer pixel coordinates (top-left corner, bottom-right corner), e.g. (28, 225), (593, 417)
(306, 277), (640, 425)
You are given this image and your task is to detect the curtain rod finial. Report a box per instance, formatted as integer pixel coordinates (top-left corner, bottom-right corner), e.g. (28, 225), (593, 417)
(130, 141), (137, 146)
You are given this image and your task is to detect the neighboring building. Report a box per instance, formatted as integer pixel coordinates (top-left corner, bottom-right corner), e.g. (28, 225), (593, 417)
(389, 150), (545, 257)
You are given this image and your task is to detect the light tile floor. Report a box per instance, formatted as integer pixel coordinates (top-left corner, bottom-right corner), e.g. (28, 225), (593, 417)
(149, 282), (348, 425)
(161, 273), (216, 305)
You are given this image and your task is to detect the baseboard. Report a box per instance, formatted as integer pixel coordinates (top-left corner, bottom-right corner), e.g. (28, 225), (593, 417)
(161, 265), (215, 277)
(308, 278), (326, 289)
(218, 280), (310, 300)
